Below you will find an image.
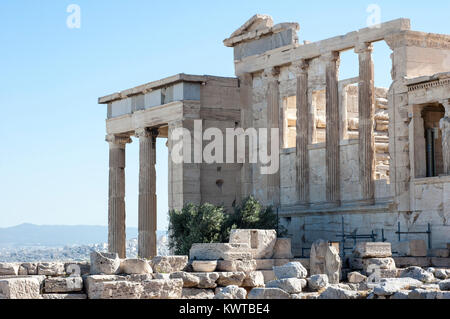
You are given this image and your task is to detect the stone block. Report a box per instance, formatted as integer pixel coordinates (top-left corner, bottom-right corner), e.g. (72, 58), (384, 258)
(400, 266), (434, 283)
(266, 278), (305, 294)
(347, 272), (367, 283)
(260, 270), (276, 283)
(409, 240), (427, 257)
(65, 262), (90, 276)
(190, 243), (252, 261)
(242, 271), (265, 288)
(431, 257), (450, 268)
(141, 279), (183, 299)
(44, 277), (83, 293)
(429, 249), (449, 258)
(192, 260), (217, 272)
(181, 288), (214, 299)
(362, 258), (396, 273)
(121, 258), (152, 274)
(229, 229), (277, 259)
(439, 279), (450, 291)
(37, 262), (66, 276)
(216, 259), (257, 272)
(255, 259), (274, 270)
(318, 285), (360, 299)
(247, 288), (290, 299)
(151, 256), (188, 273)
(84, 274), (127, 295)
(273, 259), (291, 266)
(20, 263), (38, 275)
(153, 273), (170, 280)
(214, 285), (247, 299)
(126, 274), (153, 282)
(0, 278), (41, 299)
(273, 262), (307, 279)
(87, 280), (143, 299)
(0, 263), (19, 276)
(272, 238), (293, 259)
(41, 293), (87, 299)
(307, 274), (329, 291)
(217, 272), (246, 287)
(393, 257), (431, 268)
(354, 242), (392, 258)
(89, 251), (121, 275)
(194, 273), (220, 289)
(170, 272), (200, 288)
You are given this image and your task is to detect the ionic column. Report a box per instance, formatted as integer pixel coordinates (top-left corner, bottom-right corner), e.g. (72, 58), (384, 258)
(239, 73), (254, 200)
(440, 99), (450, 175)
(265, 67), (281, 206)
(106, 134), (132, 258)
(325, 52), (341, 204)
(295, 60), (310, 204)
(356, 43), (375, 202)
(136, 128), (158, 259)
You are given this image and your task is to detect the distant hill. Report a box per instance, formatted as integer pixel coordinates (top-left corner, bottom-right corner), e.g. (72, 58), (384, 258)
(0, 223), (167, 248)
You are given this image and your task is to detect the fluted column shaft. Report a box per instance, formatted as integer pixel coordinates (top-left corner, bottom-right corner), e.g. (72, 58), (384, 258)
(137, 128), (158, 259)
(239, 73), (254, 200)
(356, 43), (375, 202)
(296, 60), (310, 204)
(265, 67), (280, 205)
(107, 135), (132, 258)
(325, 52), (341, 204)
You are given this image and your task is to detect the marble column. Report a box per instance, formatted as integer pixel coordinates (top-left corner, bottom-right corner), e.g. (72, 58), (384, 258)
(239, 73), (254, 200)
(136, 128), (158, 259)
(296, 60), (310, 204)
(265, 67), (281, 206)
(356, 43), (375, 202)
(325, 52), (341, 204)
(440, 99), (450, 175)
(106, 134), (132, 258)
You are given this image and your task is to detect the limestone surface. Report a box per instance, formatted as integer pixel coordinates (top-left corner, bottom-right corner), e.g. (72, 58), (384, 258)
(307, 274), (329, 291)
(121, 258), (152, 274)
(214, 285), (247, 299)
(266, 278), (304, 293)
(229, 229), (277, 259)
(90, 251), (121, 275)
(181, 288), (214, 299)
(44, 277), (83, 293)
(217, 272), (246, 287)
(192, 260), (217, 272)
(242, 271), (265, 287)
(0, 263), (19, 276)
(151, 256), (188, 273)
(273, 262), (307, 279)
(248, 287), (290, 299)
(0, 278), (41, 299)
(354, 242), (392, 258)
(141, 279), (183, 299)
(37, 262), (66, 276)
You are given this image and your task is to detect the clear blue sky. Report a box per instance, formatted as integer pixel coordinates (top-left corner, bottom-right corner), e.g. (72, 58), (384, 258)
(0, 1), (449, 230)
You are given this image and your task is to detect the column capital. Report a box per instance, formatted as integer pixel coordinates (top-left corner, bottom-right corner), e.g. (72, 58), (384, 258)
(322, 51), (340, 62)
(354, 42), (374, 54)
(293, 59), (310, 75)
(135, 127), (159, 139)
(263, 66), (281, 80)
(106, 134), (132, 146)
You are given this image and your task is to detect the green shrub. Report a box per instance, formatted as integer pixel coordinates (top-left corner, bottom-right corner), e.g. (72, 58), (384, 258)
(168, 203), (227, 255)
(168, 196), (287, 255)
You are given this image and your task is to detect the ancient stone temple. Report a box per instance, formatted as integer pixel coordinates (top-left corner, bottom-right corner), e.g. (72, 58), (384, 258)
(98, 15), (450, 259)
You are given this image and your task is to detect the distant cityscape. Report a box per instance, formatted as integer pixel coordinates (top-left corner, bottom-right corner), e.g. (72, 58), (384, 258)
(0, 224), (169, 262)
